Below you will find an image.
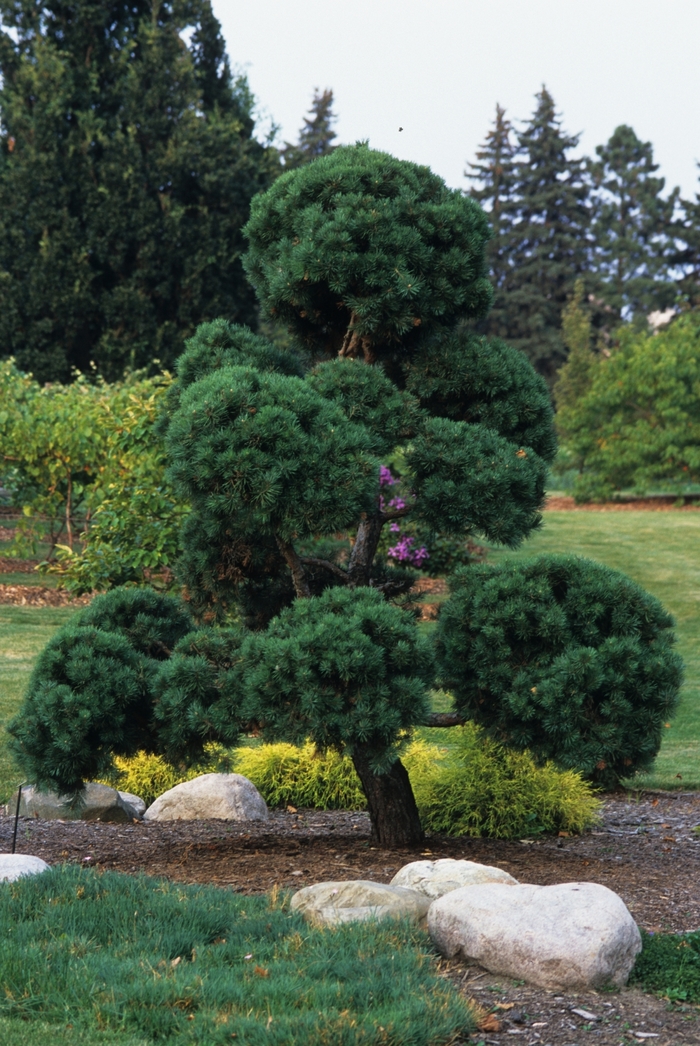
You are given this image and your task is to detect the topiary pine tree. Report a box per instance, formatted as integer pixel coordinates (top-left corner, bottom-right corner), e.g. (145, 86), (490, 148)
(10, 144), (683, 845)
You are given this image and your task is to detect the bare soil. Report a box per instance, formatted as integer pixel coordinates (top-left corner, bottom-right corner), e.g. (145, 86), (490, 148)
(2, 792), (700, 1044)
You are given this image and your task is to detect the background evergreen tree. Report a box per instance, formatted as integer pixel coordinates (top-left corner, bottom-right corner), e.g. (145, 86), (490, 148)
(484, 87), (591, 382)
(281, 88), (338, 169)
(588, 125), (678, 321)
(465, 104), (519, 341)
(0, 0), (278, 382)
(675, 166), (700, 308)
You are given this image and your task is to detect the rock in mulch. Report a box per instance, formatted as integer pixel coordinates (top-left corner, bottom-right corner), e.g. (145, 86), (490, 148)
(391, 857), (518, 899)
(0, 854), (50, 881)
(118, 791), (146, 818)
(143, 773), (268, 822)
(6, 783), (142, 823)
(428, 880), (642, 990)
(290, 880), (430, 927)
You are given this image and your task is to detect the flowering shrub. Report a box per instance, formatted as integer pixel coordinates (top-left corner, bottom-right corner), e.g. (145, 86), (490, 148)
(379, 465), (429, 568)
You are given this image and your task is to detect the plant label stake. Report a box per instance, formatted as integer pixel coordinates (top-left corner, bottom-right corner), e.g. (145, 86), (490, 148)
(11, 784), (22, 854)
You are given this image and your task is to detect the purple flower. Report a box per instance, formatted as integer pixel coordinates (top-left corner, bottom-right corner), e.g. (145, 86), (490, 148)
(388, 496), (406, 511)
(379, 465), (396, 488)
(388, 534), (429, 567)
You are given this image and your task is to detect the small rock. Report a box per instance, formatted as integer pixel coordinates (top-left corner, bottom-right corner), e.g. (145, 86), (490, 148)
(143, 773), (268, 822)
(9, 783), (141, 823)
(571, 1007), (600, 1021)
(290, 880), (430, 927)
(0, 854), (50, 882)
(391, 857), (517, 899)
(428, 881), (642, 989)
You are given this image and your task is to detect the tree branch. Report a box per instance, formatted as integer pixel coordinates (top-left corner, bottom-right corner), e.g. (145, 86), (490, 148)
(300, 556), (348, 582)
(424, 712), (466, 728)
(275, 535), (311, 598)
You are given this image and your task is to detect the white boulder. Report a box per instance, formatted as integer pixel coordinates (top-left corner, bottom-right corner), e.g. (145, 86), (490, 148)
(143, 773), (268, 822)
(9, 782), (141, 823)
(391, 858), (517, 900)
(428, 881), (642, 990)
(290, 880), (430, 927)
(0, 854), (50, 882)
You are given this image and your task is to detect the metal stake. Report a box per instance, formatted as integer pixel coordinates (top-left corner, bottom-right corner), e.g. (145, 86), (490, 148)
(11, 783), (22, 855)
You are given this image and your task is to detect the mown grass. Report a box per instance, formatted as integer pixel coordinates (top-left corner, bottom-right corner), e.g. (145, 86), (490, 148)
(0, 605), (77, 801)
(0, 865), (474, 1046)
(492, 509), (700, 789)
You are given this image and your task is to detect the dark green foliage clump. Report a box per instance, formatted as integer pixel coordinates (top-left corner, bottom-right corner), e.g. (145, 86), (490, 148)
(404, 327), (557, 462)
(244, 586), (433, 770)
(437, 555), (682, 787)
(8, 588), (194, 793)
(0, 866), (475, 1045)
(408, 418), (547, 546)
(307, 357), (422, 457)
(243, 143), (492, 359)
(152, 628), (246, 764)
(630, 930), (700, 1002)
(167, 366), (378, 540)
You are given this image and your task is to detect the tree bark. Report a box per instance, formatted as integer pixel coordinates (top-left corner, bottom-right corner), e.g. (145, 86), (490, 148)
(351, 744), (425, 847)
(275, 536), (310, 598)
(347, 511), (385, 587)
(424, 712), (465, 728)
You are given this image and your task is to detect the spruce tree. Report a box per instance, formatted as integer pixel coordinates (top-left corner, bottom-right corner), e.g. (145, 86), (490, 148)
(675, 166), (700, 308)
(493, 88), (592, 381)
(281, 88), (338, 169)
(465, 104), (519, 340)
(0, 0), (277, 382)
(589, 125), (678, 320)
(10, 145), (682, 846)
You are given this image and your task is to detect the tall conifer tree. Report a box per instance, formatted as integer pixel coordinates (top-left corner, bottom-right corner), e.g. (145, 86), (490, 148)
(465, 104), (518, 339)
(675, 166), (700, 308)
(589, 125), (678, 320)
(281, 88), (338, 169)
(491, 88), (591, 381)
(0, 0), (277, 382)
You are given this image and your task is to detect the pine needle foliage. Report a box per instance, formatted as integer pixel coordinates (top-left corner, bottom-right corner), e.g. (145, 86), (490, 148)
(437, 555), (682, 787)
(243, 143), (493, 359)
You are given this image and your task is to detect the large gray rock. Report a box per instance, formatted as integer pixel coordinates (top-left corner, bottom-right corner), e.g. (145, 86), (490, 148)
(8, 783), (141, 823)
(428, 881), (642, 990)
(391, 858), (518, 900)
(290, 880), (430, 928)
(143, 773), (268, 822)
(0, 854), (50, 882)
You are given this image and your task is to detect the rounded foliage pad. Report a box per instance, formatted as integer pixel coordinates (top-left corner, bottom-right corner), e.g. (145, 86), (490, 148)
(404, 327), (557, 463)
(153, 628), (247, 764)
(166, 365), (379, 540)
(243, 143), (492, 356)
(437, 555), (683, 786)
(75, 586), (194, 660)
(242, 586), (434, 769)
(408, 417), (547, 547)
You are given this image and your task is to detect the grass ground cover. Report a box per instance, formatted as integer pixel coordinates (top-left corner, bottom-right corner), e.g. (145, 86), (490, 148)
(0, 864), (474, 1046)
(491, 509), (700, 790)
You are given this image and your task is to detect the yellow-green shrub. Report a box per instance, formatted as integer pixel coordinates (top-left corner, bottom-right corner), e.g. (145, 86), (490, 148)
(105, 726), (600, 838)
(412, 724), (601, 838)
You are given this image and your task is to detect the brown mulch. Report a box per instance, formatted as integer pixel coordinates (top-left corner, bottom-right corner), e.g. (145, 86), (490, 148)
(0, 584), (91, 607)
(2, 791), (700, 1043)
(545, 495), (700, 512)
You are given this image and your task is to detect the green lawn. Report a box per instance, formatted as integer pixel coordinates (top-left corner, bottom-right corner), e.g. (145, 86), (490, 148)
(0, 605), (76, 801)
(491, 509), (700, 790)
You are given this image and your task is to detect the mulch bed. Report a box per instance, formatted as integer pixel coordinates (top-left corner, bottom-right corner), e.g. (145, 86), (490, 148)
(545, 495), (700, 512)
(2, 791), (700, 1044)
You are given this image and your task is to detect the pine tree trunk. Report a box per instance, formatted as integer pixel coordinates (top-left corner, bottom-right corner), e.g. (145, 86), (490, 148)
(351, 744), (425, 847)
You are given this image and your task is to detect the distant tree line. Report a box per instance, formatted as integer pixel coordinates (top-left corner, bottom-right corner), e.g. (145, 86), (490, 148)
(467, 88), (699, 381)
(0, 2), (695, 386)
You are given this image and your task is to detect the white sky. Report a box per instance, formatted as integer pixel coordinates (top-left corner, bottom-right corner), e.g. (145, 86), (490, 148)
(213, 0), (700, 201)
